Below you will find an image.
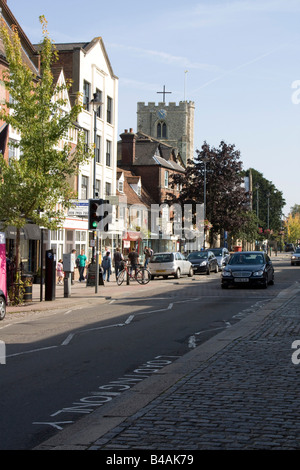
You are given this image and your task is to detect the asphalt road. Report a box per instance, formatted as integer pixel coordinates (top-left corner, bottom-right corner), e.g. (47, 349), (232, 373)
(0, 256), (296, 449)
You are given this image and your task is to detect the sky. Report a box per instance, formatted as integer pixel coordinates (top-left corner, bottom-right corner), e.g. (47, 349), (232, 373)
(9, 0), (300, 216)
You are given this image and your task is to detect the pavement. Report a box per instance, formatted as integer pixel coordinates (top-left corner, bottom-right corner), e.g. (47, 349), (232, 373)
(7, 253), (300, 450)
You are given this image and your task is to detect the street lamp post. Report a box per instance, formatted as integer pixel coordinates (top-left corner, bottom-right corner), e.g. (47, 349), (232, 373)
(267, 192), (270, 254)
(202, 155), (209, 249)
(255, 183), (260, 221)
(89, 92), (103, 293)
(255, 183), (260, 250)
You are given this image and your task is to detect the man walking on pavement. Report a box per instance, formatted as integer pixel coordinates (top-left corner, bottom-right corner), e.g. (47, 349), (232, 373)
(77, 249), (87, 282)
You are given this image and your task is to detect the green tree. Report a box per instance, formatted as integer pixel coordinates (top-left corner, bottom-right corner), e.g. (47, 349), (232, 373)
(286, 214), (300, 245)
(168, 141), (249, 245)
(246, 168), (285, 232)
(0, 17), (91, 293)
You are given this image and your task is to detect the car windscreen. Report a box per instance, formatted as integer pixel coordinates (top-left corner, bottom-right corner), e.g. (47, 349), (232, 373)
(228, 253), (264, 265)
(150, 254), (174, 263)
(187, 252), (208, 260)
(295, 248), (300, 253)
(210, 249), (222, 256)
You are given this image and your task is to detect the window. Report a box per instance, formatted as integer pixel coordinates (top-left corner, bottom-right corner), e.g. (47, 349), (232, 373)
(96, 135), (101, 163)
(81, 175), (89, 199)
(164, 170), (169, 188)
(96, 89), (102, 118)
(105, 182), (111, 196)
(95, 179), (101, 198)
(118, 180), (124, 193)
(107, 96), (113, 124)
(106, 140), (111, 166)
(8, 139), (18, 161)
(83, 81), (90, 111)
(84, 130), (89, 153)
(75, 231), (87, 258)
(157, 121), (167, 139)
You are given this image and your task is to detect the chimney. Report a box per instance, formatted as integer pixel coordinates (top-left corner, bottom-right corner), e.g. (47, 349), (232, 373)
(120, 128), (136, 166)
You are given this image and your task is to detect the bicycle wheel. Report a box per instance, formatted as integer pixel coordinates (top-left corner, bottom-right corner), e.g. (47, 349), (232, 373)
(136, 268), (151, 285)
(117, 269), (126, 286)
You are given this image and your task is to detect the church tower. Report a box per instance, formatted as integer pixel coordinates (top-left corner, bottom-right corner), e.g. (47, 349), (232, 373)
(137, 87), (195, 166)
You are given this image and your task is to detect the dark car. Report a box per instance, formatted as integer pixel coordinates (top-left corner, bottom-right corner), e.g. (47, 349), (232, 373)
(187, 250), (219, 275)
(221, 251), (274, 289)
(209, 247), (230, 269)
(291, 248), (300, 266)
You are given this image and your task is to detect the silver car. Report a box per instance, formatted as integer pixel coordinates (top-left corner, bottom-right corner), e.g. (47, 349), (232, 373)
(149, 252), (193, 279)
(291, 247), (300, 266)
(209, 248), (230, 269)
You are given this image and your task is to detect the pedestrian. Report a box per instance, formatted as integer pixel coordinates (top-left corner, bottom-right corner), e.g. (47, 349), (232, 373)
(144, 246), (153, 268)
(101, 251), (112, 282)
(128, 248), (140, 276)
(71, 249), (76, 285)
(57, 259), (64, 285)
(77, 249), (87, 282)
(113, 247), (123, 279)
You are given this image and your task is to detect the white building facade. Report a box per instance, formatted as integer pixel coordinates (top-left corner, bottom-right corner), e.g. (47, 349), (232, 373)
(51, 39), (119, 262)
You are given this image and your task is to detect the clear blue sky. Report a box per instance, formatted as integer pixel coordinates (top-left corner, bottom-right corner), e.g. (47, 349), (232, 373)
(10, 0), (300, 215)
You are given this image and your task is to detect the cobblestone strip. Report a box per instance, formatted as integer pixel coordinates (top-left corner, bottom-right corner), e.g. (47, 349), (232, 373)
(90, 291), (300, 450)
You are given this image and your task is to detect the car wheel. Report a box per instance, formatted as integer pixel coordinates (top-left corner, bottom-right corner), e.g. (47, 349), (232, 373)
(151, 275), (155, 280)
(163, 275), (168, 279)
(215, 264), (219, 273)
(269, 274), (275, 285)
(188, 267), (193, 277)
(175, 269), (180, 279)
(262, 277), (268, 289)
(0, 296), (6, 321)
(206, 266), (211, 275)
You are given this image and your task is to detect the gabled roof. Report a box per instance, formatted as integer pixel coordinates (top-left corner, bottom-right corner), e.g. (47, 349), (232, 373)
(117, 168), (155, 207)
(53, 38), (118, 79)
(0, 0), (40, 74)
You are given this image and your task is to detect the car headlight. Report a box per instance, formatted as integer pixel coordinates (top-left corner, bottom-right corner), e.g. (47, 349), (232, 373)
(291, 256), (296, 259)
(200, 261), (207, 266)
(252, 270), (264, 277)
(222, 271), (232, 277)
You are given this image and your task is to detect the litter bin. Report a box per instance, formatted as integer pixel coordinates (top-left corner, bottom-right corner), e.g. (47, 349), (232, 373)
(21, 274), (33, 302)
(234, 246), (242, 252)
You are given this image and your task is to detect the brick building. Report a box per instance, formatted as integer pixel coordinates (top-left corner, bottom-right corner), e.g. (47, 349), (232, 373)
(117, 129), (185, 252)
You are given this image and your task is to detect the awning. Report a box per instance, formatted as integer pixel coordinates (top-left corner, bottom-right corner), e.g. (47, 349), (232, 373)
(4, 224), (41, 240)
(123, 231), (142, 241)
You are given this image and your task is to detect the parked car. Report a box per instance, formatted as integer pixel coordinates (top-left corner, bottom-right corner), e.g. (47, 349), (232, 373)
(149, 252), (193, 279)
(0, 289), (6, 321)
(291, 248), (300, 266)
(187, 250), (219, 275)
(285, 243), (295, 252)
(221, 251), (274, 289)
(209, 247), (230, 269)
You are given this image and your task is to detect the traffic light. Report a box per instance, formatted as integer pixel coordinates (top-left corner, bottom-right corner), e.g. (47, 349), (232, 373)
(88, 199), (110, 231)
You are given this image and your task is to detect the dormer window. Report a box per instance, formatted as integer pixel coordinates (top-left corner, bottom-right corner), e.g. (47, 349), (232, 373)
(118, 180), (124, 192)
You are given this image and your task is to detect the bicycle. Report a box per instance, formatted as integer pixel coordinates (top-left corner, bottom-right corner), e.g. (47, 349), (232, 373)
(117, 262), (151, 286)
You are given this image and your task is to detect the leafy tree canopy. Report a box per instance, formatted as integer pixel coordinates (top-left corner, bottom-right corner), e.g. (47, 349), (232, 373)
(0, 16), (91, 231)
(168, 141), (249, 241)
(245, 168), (285, 232)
